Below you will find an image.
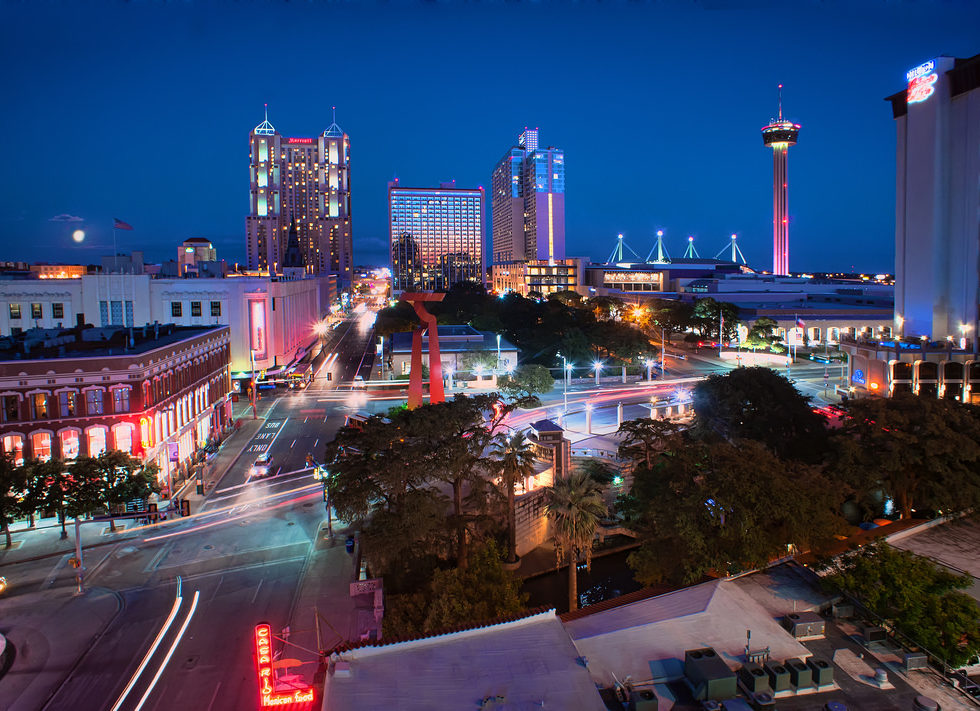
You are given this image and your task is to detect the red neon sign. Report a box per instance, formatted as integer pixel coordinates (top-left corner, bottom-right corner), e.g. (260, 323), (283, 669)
(287, 137), (313, 144)
(139, 416), (151, 449)
(907, 73), (937, 104)
(253, 623), (314, 708)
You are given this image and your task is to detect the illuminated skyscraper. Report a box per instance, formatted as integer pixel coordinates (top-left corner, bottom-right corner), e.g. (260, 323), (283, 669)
(761, 86), (800, 276)
(246, 107), (352, 287)
(491, 128), (565, 264)
(389, 181), (484, 294)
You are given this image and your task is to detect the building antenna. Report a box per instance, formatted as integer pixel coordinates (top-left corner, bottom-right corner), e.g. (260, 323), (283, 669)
(264, 103), (268, 122)
(683, 236), (700, 259)
(646, 229), (671, 264)
(777, 84), (783, 121)
(332, 105), (336, 124)
(607, 233), (641, 264)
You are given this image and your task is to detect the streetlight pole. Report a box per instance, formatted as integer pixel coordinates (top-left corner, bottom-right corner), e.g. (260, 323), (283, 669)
(249, 348), (258, 420)
(496, 334), (501, 373)
(563, 357), (571, 413)
(593, 360), (603, 387)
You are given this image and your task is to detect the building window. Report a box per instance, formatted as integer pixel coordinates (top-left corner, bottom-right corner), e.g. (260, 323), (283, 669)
(210, 301), (221, 317)
(31, 303), (42, 319)
(2, 396), (19, 423)
(112, 387), (130, 413)
(52, 302), (64, 319)
(30, 393), (49, 419)
(87, 428), (107, 457)
(59, 390), (77, 417)
(113, 425), (133, 454)
(171, 302), (182, 318)
(61, 429), (80, 459)
(2, 434), (24, 466)
(85, 389), (104, 416)
(31, 431), (52, 462)
(9, 304), (21, 320)
(191, 301), (202, 317)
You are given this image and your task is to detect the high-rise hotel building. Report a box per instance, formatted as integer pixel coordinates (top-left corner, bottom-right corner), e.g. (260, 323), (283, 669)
(491, 128), (565, 264)
(245, 109), (352, 288)
(389, 181), (485, 294)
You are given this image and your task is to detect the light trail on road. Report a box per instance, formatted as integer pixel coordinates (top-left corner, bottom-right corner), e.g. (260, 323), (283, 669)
(133, 589), (201, 711)
(110, 580), (184, 711)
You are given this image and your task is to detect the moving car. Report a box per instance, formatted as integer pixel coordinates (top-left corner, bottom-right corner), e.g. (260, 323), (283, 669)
(352, 375), (366, 389)
(250, 452), (274, 479)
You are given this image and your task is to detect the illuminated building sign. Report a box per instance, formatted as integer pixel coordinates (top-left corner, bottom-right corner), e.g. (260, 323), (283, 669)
(287, 137), (313, 144)
(249, 299), (267, 359)
(906, 60), (935, 82)
(139, 417), (151, 449)
(851, 369), (866, 385)
(906, 60), (938, 104)
(253, 623), (314, 708)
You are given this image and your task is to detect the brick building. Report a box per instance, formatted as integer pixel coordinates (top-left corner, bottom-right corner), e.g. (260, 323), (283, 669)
(0, 324), (231, 488)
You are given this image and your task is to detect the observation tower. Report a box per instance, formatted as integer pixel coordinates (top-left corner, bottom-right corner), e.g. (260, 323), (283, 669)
(761, 85), (800, 276)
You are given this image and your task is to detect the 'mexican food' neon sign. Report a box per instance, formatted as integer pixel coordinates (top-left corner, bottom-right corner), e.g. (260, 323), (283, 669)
(254, 623), (314, 708)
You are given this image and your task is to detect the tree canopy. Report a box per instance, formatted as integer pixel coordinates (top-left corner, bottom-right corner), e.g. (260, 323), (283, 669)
(498, 364), (554, 400)
(832, 394), (980, 518)
(824, 542), (980, 667)
(624, 438), (843, 585)
(692, 366), (828, 463)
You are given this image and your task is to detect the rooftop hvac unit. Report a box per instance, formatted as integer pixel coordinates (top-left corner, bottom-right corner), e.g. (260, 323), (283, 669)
(628, 689), (658, 711)
(831, 603), (853, 619)
(807, 657), (834, 686)
(738, 663), (770, 694)
(905, 653), (929, 671)
(862, 625), (887, 644)
(781, 611), (825, 638)
(763, 660), (790, 692)
(785, 657), (813, 689)
(684, 648), (737, 701)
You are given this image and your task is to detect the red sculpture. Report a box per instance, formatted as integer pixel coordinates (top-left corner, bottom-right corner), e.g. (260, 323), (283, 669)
(401, 293), (446, 409)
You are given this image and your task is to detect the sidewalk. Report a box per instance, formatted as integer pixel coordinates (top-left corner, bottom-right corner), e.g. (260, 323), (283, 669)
(0, 587), (121, 711)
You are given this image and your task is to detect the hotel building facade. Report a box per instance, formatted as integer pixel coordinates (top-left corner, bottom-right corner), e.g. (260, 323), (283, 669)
(245, 110), (353, 288)
(389, 181), (485, 294)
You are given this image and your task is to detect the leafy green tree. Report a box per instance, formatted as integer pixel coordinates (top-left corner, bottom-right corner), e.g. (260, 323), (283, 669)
(833, 394), (980, 518)
(0, 453), (26, 548)
(692, 366), (828, 463)
(647, 299), (694, 343)
(626, 438), (842, 585)
(576, 457), (617, 485)
(498, 364), (554, 399)
(617, 418), (682, 470)
(692, 298), (740, 341)
(586, 296), (624, 321)
(490, 430), (538, 565)
(744, 317), (780, 349)
(545, 470), (607, 612)
(383, 541), (527, 638)
(374, 301), (418, 337)
(19, 458), (51, 529)
(87, 451), (159, 531)
(36, 459), (77, 539)
(548, 290), (584, 308)
(824, 542), (980, 666)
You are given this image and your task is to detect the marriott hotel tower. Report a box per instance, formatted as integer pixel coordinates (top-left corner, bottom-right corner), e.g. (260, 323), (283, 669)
(246, 108), (352, 288)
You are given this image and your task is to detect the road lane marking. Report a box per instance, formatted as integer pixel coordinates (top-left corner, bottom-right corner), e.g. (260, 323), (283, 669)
(313, 439), (319, 449)
(40, 553), (71, 590)
(134, 589), (200, 711)
(251, 579), (264, 604)
(110, 584), (183, 711)
(291, 439), (297, 448)
(206, 683), (223, 710)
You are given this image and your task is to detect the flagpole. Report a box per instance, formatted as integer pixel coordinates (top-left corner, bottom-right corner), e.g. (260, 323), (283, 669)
(113, 225), (118, 273)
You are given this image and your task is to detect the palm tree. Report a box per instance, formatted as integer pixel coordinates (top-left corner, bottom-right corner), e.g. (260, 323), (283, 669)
(489, 430), (537, 564)
(545, 471), (607, 612)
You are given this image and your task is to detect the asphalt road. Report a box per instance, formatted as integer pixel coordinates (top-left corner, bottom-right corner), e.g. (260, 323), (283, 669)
(3, 310), (378, 711)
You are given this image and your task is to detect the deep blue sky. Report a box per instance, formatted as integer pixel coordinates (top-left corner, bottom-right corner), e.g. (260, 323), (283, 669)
(2, 1), (978, 273)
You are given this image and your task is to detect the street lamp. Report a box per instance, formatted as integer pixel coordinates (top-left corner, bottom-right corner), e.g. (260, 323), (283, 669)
(592, 360), (603, 387)
(644, 358), (654, 382)
(496, 333), (501, 373)
(563, 359), (573, 412)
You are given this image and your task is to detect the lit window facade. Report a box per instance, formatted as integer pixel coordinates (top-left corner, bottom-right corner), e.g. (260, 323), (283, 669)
(388, 183), (485, 294)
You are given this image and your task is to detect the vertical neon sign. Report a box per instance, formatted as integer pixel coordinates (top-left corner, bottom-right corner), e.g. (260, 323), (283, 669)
(253, 623), (314, 708)
(906, 60), (938, 104)
(249, 299), (267, 359)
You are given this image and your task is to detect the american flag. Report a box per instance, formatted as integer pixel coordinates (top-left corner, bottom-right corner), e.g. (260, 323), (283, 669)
(113, 218), (134, 230)
(796, 317), (806, 328)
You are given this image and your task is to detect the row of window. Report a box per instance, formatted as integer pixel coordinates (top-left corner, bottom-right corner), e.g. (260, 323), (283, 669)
(0, 387), (131, 423)
(9, 302), (65, 320)
(171, 301), (222, 318)
(1, 424), (134, 465)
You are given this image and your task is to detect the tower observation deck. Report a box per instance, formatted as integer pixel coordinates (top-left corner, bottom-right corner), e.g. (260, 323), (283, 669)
(761, 85), (800, 276)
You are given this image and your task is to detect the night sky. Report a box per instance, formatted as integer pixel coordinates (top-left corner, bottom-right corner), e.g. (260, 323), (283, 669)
(2, 1), (977, 273)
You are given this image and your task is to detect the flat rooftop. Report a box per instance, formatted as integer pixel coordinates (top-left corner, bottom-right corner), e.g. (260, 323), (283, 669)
(890, 515), (980, 603)
(0, 324), (223, 362)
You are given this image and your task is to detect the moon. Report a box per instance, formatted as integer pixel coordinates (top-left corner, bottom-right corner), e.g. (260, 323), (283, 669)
(72, 229), (85, 243)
